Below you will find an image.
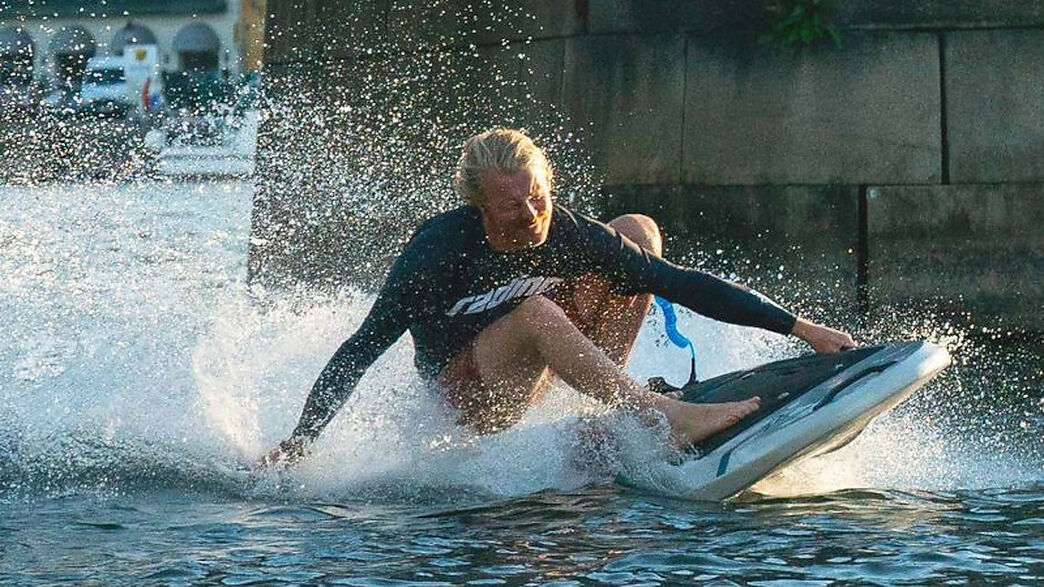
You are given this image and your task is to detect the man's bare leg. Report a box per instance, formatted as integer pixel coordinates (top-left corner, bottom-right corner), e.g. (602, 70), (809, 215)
(568, 214), (662, 366)
(448, 296), (759, 448)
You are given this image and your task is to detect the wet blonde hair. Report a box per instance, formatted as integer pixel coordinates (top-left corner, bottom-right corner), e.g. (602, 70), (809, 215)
(453, 128), (553, 206)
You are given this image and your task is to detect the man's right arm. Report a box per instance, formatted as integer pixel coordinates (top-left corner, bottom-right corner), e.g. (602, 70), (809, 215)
(262, 254), (422, 466)
(290, 306), (406, 441)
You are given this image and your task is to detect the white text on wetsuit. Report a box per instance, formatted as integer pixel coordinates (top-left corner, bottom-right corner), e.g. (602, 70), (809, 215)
(445, 275), (562, 317)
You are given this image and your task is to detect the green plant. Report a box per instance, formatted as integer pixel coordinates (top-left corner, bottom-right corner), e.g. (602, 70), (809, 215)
(761, 0), (843, 48)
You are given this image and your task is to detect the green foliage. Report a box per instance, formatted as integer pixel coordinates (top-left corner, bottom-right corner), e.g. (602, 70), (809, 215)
(761, 0), (843, 48)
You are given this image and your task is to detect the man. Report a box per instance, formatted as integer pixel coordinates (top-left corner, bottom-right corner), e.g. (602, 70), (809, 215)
(262, 128), (854, 466)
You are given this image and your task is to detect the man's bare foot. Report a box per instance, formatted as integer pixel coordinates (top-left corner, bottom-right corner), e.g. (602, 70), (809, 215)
(654, 396), (761, 449)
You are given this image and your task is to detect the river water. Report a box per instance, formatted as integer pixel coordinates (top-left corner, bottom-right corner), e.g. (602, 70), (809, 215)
(0, 181), (1040, 584)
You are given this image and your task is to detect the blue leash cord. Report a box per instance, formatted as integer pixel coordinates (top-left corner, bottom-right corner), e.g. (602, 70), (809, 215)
(654, 296), (699, 385)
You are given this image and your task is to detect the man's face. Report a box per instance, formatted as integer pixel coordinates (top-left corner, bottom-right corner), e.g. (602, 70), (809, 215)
(477, 167), (552, 251)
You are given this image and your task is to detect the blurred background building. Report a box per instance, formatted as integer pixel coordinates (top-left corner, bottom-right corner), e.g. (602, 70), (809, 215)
(0, 0), (266, 180)
(0, 0), (266, 79)
(0, 0), (265, 116)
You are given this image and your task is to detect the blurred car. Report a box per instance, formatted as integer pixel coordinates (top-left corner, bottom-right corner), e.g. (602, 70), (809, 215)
(41, 85), (83, 117)
(78, 56), (131, 117)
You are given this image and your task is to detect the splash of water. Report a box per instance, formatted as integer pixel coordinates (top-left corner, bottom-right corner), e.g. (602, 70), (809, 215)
(1, 180), (1039, 504)
(192, 289), (1041, 503)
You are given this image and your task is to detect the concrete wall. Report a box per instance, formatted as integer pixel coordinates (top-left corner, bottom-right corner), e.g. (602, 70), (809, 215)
(561, 33), (686, 185)
(867, 185), (1044, 330)
(683, 31), (940, 185)
(253, 0), (1044, 333)
(841, 1), (1044, 29)
(946, 29), (1044, 183)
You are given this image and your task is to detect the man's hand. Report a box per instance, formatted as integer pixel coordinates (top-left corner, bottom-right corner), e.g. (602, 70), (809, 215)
(258, 436), (308, 469)
(792, 317), (856, 353)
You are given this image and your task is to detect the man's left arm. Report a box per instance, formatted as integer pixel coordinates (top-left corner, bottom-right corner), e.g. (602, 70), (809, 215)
(590, 221), (855, 352)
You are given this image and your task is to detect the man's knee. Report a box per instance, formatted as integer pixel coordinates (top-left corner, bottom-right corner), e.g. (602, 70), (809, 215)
(513, 295), (570, 330)
(609, 214), (662, 256)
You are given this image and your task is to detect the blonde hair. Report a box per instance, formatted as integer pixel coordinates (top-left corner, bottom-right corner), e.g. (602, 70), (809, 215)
(453, 128), (553, 206)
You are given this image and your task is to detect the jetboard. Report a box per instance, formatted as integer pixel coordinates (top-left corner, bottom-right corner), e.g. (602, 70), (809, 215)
(675, 340), (951, 500)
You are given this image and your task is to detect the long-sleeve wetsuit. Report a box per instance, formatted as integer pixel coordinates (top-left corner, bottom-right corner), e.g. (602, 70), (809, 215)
(289, 204), (797, 440)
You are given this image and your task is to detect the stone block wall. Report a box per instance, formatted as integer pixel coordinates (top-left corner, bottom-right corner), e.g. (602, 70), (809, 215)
(604, 184), (862, 326)
(945, 29), (1044, 183)
(561, 34), (686, 185)
(867, 185), (1044, 330)
(683, 31), (940, 185)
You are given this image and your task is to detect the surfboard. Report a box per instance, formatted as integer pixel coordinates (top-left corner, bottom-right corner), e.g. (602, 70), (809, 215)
(676, 340), (951, 500)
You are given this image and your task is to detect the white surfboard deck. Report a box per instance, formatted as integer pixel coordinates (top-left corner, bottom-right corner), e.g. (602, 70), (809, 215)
(676, 340), (951, 501)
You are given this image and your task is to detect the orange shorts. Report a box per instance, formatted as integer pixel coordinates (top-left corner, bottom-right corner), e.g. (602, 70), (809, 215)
(438, 340), (485, 402)
(437, 338), (534, 433)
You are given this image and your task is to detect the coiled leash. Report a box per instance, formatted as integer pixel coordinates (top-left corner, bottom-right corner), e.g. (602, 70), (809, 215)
(648, 296), (699, 394)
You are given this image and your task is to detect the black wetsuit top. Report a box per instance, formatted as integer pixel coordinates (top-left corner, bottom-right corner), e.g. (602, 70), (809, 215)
(291, 204), (797, 440)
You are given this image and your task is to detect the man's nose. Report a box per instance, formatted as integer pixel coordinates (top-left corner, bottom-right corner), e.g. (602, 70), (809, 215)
(521, 200), (538, 221)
